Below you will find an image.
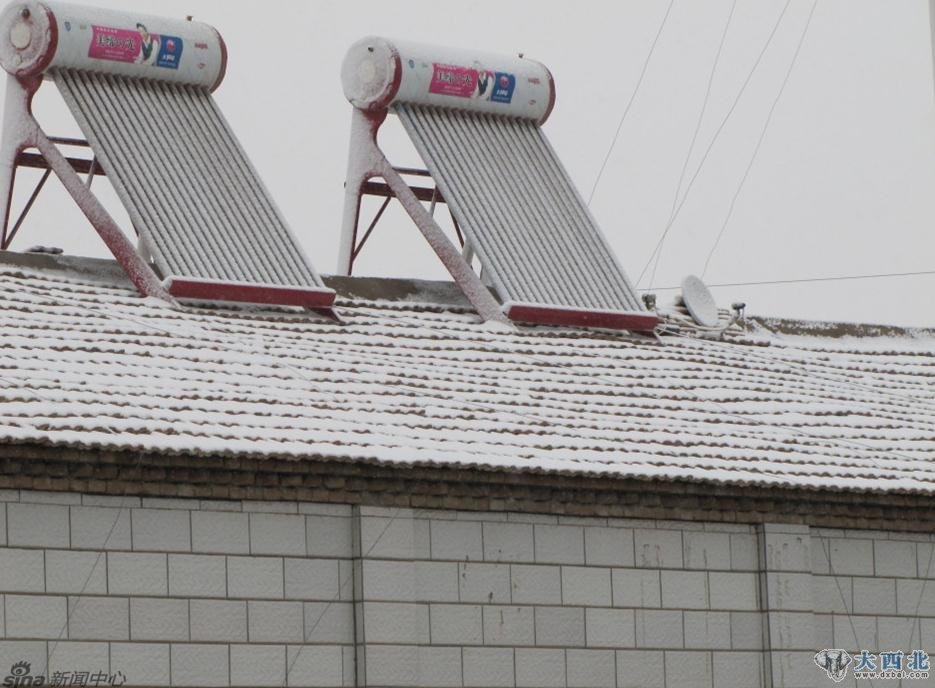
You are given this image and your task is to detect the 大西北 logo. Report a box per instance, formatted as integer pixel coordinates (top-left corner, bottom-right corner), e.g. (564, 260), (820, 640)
(815, 649), (931, 682)
(814, 649), (852, 682)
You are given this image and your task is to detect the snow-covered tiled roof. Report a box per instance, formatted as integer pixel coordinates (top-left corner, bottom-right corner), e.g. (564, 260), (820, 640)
(1, 254), (933, 495)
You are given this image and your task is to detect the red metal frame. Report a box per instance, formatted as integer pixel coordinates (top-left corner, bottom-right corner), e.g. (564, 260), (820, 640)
(505, 303), (662, 333)
(2, 139), (103, 250)
(350, 195), (390, 269)
(0, 75), (335, 312)
(2, 167), (49, 250)
(339, 106), (658, 332)
(349, 170), (453, 273)
(339, 107), (508, 324)
(165, 277), (336, 309)
(0, 74), (173, 301)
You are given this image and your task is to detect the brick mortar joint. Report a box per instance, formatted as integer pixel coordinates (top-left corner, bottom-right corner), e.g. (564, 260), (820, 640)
(0, 445), (934, 533)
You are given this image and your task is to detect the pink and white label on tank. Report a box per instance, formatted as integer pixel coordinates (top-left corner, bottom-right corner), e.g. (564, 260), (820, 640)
(88, 26), (139, 62)
(88, 24), (182, 70)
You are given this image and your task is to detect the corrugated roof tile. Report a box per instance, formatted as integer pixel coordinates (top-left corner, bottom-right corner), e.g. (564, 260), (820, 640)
(0, 263), (932, 494)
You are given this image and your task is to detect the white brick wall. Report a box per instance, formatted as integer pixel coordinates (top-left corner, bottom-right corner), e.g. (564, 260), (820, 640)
(430, 604), (482, 645)
(132, 508), (191, 552)
(6, 595), (66, 638)
(226, 556), (283, 599)
(431, 520), (482, 561)
(612, 568), (661, 608)
(111, 643), (170, 685)
(108, 552), (167, 596)
(0, 490), (930, 687)
(171, 643), (228, 687)
(635, 609), (683, 648)
(168, 554), (226, 598)
(634, 529), (683, 568)
(617, 649), (665, 687)
(249, 513), (306, 556)
(0, 549), (45, 592)
(8, 503), (70, 548)
(46, 551), (106, 594)
(0, 490), (353, 688)
(515, 647), (564, 687)
(683, 532), (730, 570)
(561, 566), (612, 606)
(130, 598), (189, 641)
(585, 527), (634, 567)
(68, 596), (128, 640)
(586, 608), (635, 648)
(189, 600), (246, 642)
(534, 607), (585, 646)
(511, 564), (561, 605)
(660, 570), (708, 609)
(459, 562), (510, 604)
(483, 606), (534, 646)
(483, 522), (534, 563)
(567, 648), (615, 687)
(535, 525), (585, 565)
(249, 600), (304, 642)
(463, 647), (514, 687)
(230, 644), (284, 687)
(70, 506), (131, 550)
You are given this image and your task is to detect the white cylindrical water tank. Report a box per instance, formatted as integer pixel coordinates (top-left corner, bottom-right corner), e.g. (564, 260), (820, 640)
(341, 36), (555, 123)
(0, 1), (226, 89)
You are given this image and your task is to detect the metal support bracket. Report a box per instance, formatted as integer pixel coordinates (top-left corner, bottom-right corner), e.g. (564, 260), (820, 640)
(0, 74), (173, 302)
(338, 107), (509, 325)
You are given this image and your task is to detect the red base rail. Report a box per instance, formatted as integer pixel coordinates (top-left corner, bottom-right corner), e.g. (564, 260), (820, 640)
(505, 303), (661, 333)
(166, 277), (336, 310)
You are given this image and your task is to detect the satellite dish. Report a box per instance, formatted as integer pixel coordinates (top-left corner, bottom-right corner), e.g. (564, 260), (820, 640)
(681, 275), (720, 327)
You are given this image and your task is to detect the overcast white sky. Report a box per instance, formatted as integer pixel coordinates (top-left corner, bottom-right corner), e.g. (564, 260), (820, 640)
(8, 0), (935, 326)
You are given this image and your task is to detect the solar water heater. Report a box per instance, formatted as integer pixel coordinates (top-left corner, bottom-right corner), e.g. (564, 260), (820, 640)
(339, 37), (660, 332)
(0, 1), (335, 311)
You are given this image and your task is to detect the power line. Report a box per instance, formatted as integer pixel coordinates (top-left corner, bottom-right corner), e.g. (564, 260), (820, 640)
(641, 269), (935, 290)
(649, 0), (739, 290)
(701, 0), (819, 278)
(586, 0), (677, 206)
(635, 0), (794, 287)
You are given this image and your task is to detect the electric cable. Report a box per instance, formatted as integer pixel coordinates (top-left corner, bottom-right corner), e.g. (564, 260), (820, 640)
(701, 0), (820, 278)
(635, 0), (794, 287)
(587, 0), (677, 206)
(648, 0), (739, 290)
